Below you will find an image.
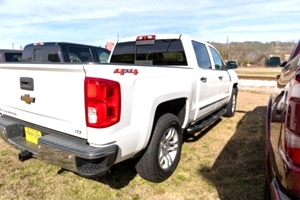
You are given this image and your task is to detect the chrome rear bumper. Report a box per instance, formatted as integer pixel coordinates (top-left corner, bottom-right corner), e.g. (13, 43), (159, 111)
(0, 115), (118, 178)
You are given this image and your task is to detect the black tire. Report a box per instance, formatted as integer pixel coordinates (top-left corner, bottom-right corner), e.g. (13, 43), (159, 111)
(135, 113), (183, 183)
(224, 88), (237, 117)
(264, 178), (271, 200)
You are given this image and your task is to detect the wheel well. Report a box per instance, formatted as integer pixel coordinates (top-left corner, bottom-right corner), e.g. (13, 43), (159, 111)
(155, 98), (186, 125)
(233, 83), (238, 93)
(132, 98), (186, 160)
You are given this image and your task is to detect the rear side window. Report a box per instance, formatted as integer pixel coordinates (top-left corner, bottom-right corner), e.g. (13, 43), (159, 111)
(192, 41), (211, 69)
(21, 45), (60, 62)
(110, 39), (187, 66)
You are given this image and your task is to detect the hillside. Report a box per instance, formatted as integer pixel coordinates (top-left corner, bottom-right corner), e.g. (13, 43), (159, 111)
(210, 40), (296, 67)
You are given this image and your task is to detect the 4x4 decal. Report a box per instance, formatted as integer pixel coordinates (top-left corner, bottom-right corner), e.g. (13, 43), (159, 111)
(114, 68), (139, 75)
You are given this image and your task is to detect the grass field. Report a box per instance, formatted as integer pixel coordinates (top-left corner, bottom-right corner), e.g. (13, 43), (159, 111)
(0, 89), (270, 200)
(234, 67), (281, 78)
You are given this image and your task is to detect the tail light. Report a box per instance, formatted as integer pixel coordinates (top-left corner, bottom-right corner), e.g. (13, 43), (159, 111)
(285, 72), (300, 165)
(84, 77), (121, 128)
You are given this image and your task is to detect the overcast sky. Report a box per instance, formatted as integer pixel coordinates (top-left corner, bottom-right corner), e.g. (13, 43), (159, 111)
(0, 0), (299, 49)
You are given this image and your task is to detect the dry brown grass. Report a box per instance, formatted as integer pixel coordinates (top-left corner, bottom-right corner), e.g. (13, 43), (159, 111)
(0, 89), (270, 200)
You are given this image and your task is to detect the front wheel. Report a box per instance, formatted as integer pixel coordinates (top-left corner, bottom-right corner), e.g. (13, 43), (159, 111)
(135, 113), (183, 183)
(224, 88), (237, 117)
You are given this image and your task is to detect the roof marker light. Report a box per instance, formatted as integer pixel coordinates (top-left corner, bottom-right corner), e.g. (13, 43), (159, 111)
(33, 43), (44, 46)
(136, 35), (156, 41)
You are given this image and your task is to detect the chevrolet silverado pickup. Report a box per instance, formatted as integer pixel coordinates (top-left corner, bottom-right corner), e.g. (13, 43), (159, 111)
(0, 34), (238, 183)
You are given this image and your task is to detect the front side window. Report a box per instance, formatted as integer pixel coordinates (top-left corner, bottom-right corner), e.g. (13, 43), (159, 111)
(192, 41), (211, 69)
(96, 48), (110, 63)
(209, 46), (225, 70)
(68, 46), (92, 63)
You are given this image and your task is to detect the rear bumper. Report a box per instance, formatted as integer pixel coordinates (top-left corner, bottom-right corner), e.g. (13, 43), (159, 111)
(0, 115), (118, 178)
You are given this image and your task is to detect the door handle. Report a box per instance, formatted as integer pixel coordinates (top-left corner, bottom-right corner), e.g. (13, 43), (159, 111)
(218, 76), (223, 80)
(200, 77), (207, 82)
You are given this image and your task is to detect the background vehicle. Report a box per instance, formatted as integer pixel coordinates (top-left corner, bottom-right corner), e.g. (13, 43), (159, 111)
(265, 56), (281, 67)
(0, 49), (22, 62)
(265, 40), (300, 199)
(0, 34), (238, 183)
(226, 60), (239, 69)
(21, 42), (110, 63)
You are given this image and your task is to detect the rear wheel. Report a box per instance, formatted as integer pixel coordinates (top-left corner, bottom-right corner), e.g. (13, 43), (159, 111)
(264, 178), (271, 200)
(224, 88), (237, 117)
(135, 113), (183, 183)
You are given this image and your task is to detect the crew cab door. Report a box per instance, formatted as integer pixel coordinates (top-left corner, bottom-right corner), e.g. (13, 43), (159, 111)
(192, 41), (220, 119)
(208, 46), (231, 109)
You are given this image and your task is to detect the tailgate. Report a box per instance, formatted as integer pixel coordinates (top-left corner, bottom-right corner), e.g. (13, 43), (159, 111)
(0, 63), (88, 139)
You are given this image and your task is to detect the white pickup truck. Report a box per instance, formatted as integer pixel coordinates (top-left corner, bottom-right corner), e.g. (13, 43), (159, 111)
(0, 34), (238, 183)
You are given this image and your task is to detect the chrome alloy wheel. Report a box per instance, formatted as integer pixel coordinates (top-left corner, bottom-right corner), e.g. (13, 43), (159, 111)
(231, 93), (236, 113)
(158, 127), (179, 170)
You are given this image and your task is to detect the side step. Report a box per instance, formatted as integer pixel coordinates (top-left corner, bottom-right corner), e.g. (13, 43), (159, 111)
(186, 108), (227, 134)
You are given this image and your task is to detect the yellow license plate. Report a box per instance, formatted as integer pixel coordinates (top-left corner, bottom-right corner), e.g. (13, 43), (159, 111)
(24, 127), (42, 144)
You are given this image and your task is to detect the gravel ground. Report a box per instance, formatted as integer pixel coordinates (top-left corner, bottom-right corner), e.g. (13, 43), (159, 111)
(238, 79), (276, 94)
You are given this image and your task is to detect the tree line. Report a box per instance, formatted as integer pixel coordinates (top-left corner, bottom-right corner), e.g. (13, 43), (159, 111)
(210, 40), (297, 67)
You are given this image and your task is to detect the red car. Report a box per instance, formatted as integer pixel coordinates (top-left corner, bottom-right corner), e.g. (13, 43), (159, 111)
(265, 40), (300, 199)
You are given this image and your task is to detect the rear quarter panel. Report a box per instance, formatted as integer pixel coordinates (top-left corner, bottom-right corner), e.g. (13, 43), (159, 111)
(83, 63), (196, 162)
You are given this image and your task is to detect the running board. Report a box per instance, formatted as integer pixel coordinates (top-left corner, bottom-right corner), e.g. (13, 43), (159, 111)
(186, 108), (227, 134)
